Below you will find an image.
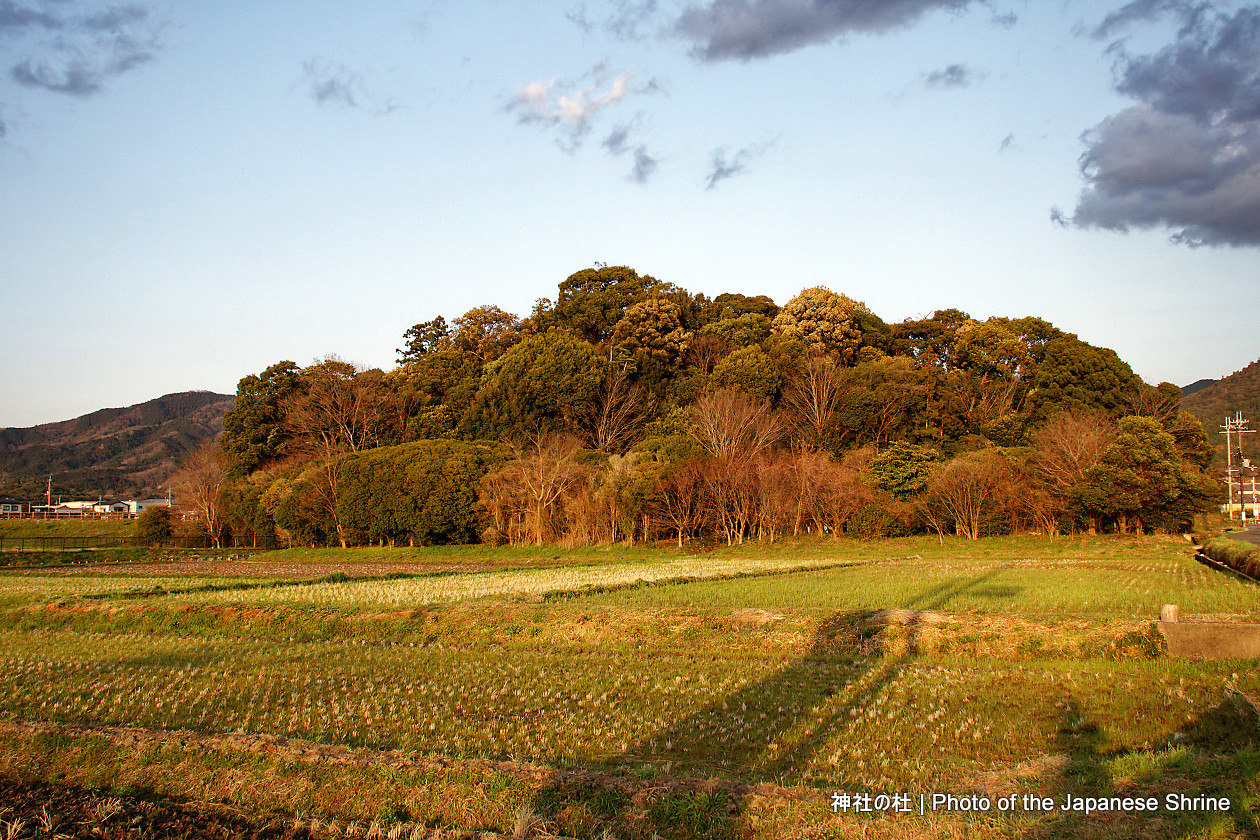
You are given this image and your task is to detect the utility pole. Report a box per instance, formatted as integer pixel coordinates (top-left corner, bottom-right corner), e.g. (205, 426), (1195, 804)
(1220, 413), (1256, 521)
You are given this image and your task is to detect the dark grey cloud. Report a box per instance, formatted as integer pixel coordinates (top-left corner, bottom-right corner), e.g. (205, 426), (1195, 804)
(924, 62), (973, 89)
(672, 0), (975, 62)
(12, 59), (102, 95)
(704, 139), (774, 189)
(1071, 105), (1260, 247)
(1, 2), (160, 99)
(1066, 5), (1260, 246)
(1114, 7), (1260, 121)
(0, 1), (62, 32)
(1087, 0), (1202, 41)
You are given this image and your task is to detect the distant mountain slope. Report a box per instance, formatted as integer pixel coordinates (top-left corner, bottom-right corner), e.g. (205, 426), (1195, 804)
(1181, 378), (1217, 398)
(0, 391), (233, 500)
(1182, 359), (1260, 465)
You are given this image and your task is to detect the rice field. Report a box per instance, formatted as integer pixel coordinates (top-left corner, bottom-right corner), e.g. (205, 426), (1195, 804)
(0, 534), (1257, 839)
(579, 546), (1260, 618)
(0, 627), (1249, 793)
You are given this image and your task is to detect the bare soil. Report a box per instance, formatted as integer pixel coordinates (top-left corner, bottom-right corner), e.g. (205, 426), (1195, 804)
(0, 778), (313, 840)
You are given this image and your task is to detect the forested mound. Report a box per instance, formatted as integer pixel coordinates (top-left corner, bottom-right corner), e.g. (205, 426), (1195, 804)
(0, 391), (233, 499)
(166, 267), (1223, 548)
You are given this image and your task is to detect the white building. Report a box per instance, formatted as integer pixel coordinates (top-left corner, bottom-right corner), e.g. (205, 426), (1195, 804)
(128, 498), (172, 515)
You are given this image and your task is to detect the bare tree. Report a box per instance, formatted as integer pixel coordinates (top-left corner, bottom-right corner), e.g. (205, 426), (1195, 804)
(811, 454), (873, 537)
(689, 389), (783, 460)
(919, 451), (1012, 541)
(699, 455), (757, 545)
(280, 358), (389, 548)
(284, 357), (385, 455)
(171, 441), (229, 548)
(478, 432), (590, 546)
(583, 366), (650, 454)
(782, 354), (847, 450)
(649, 460), (706, 547)
(753, 452), (795, 542)
(1029, 412), (1113, 500)
(684, 334), (728, 374)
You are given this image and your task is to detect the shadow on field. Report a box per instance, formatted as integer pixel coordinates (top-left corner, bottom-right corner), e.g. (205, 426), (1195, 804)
(526, 570), (1009, 838)
(1013, 694), (1260, 840)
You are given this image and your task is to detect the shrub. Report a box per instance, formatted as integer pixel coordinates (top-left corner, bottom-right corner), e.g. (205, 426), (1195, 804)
(134, 505), (173, 547)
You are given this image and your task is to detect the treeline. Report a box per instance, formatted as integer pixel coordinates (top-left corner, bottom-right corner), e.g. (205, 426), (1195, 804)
(168, 266), (1221, 548)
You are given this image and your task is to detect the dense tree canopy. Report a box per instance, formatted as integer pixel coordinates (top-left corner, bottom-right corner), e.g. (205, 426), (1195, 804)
(220, 360), (301, 474)
(211, 264), (1223, 548)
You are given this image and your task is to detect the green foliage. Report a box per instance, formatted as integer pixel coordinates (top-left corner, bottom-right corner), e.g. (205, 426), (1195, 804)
(710, 346), (779, 401)
(1163, 410), (1215, 470)
(220, 360), (301, 474)
(863, 442), (939, 500)
(1028, 335), (1138, 420)
(540, 265), (668, 343)
(612, 296), (692, 366)
(1077, 416), (1219, 532)
(770, 287), (873, 363)
(338, 439), (507, 546)
(836, 356), (928, 447)
(397, 316), (451, 364)
(981, 413), (1026, 446)
(888, 308), (970, 369)
(699, 313), (772, 348)
(133, 505), (173, 547)
(461, 329), (603, 439)
(953, 319), (1029, 381)
(448, 305), (521, 363)
(704, 291), (779, 322)
(392, 349), (481, 441)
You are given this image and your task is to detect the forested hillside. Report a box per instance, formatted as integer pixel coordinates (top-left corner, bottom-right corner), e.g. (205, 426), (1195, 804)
(0, 391), (233, 500)
(1182, 359), (1260, 465)
(182, 266), (1221, 549)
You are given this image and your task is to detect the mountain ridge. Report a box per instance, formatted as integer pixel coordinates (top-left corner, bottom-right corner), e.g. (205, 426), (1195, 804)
(1181, 359), (1260, 465)
(0, 391), (233, 500)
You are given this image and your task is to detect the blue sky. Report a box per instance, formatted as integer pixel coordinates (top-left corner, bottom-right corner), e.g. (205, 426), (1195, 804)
(2, 0), (1258, 427)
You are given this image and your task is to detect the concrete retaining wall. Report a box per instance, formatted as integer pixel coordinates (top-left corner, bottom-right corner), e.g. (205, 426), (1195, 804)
(1159, 621), (1260, 660)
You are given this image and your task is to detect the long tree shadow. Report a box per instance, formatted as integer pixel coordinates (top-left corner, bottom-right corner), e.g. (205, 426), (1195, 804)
(1017, 693), (1260, 840)
(527, 568), (1013, 838)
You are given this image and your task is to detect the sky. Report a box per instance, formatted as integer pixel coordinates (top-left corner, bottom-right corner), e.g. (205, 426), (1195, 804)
(1, 0), (1259, 428)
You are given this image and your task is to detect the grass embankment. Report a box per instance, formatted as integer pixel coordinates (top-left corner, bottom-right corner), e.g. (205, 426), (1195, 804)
(1202, 536), (1260, 581)
(0, 535), (1256, 839)
(0, 518), (135, 539)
